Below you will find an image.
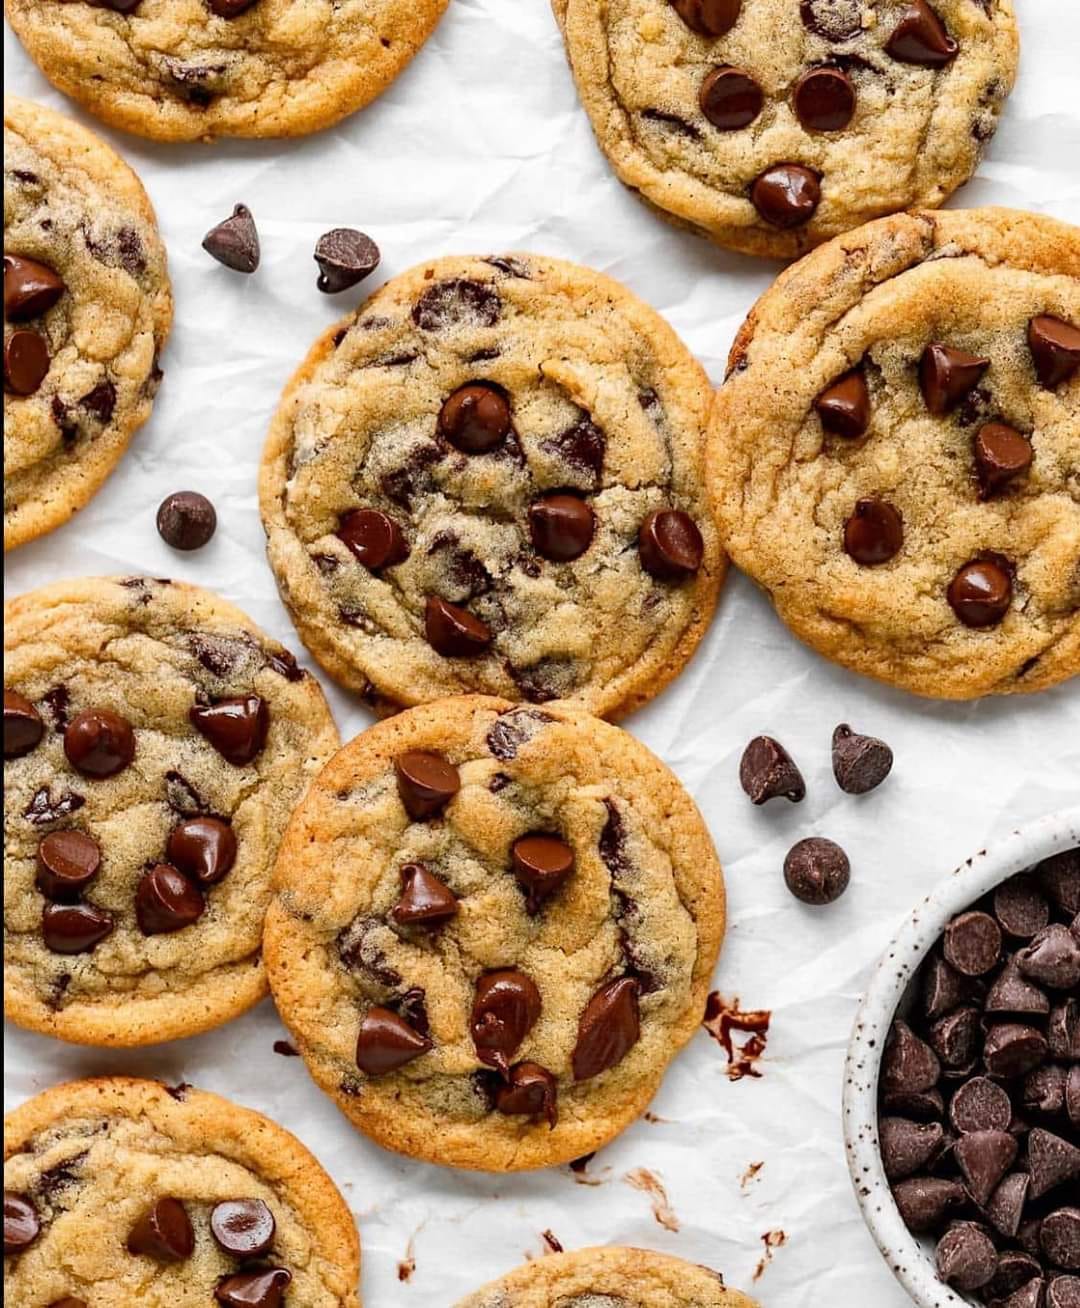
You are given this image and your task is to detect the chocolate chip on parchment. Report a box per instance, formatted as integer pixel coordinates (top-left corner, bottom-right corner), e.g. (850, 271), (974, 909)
(783, 837), (850, 905)
(314, 229), (380, 293)
(202, 204), (260, 273)
(355, 1005), (432, 1075)
(831, 723), (893, 794)
(157, 492), (217, 551)
(935, 1221), (997, 1291)
(739, 735), (805, 805)
(127, 1197), (194, 1262)
(943, 910), (1002, 977)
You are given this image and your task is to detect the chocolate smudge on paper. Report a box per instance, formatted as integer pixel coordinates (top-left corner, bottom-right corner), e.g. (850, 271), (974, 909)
(623, 1167), (679, 1232)
(753, 1229), (787, 1282)
(703, 993), (771, 1080)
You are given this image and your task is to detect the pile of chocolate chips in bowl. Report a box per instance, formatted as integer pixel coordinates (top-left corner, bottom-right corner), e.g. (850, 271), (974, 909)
(878, 848), (1080, 1308)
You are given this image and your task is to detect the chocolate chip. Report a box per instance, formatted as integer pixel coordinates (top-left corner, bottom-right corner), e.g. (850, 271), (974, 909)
(923, 953), (980, 1021)
(337, 508), (409, 570)
(355, 1005), (433, 1075)
(4, 1192), (40, 1254)
(944, 910), (1002, 976)
(540, 417), (606, 483)
(814, 367), (870, 437)
(783, 837), (850, 905)
(127, 1197), (194, 1262)
(190, 696), (269, 766)
(392, 863), (458, 926)
(24, 786), (85, 826)
(572, 976), (641, 1081)
(1048, 1001), (1080, 1061)
(699, 66), (763, 130)
(919, 343), (990, 415)
(470, 969), (542, 1075)
(884, 1088), (944, 1120)
(413, 279), (500, 331)
(843, 499), (904, 566)
(494, 1061), (558, 1127)
(202, 205), (260, 273)
(394, 750), (460, 820)
(1042, 1210), (1080, 1271)
(314, 229), (380, 293)
(41, 685), (70, 729)
(892, 1177), (966, 1232)
(989, 1251), (1044, 1300)
(215, 1269), (292, 1308)
(35, 831), (101, 901)
(669, 0), (741, 36)
(881, 1117), (945, 1181)
(528, 493), (595, 562)
(156, 491), (217, 551)
(738, 735), (805, 804)
(4, 329), (50, 396)
(986, 1172), (1031, 1239)
(750, 164), (821, 229)
(974, 422), (1033, 498)
(437, 383), (511, 453)
(80, 380), (116, 423)
(886, 1), (958, 66)
(1069, 1068), (1080, 1130)
(486, 708), (553, 761)
(1029, 316), (1080, 389)
(1024, 1065), (1067, 1119)
(511, 834), (574, 914)
(210, 1199), (275, 1258)
(954, 1129), (1017, 1205)
(638, 509), (704, 579)
(1049, 1277), (1080, 1308)
(948, 556), (1013, 628)
(998, 1278), (1046, 1308)
(1039, 852), (1080, 916)
(207, 0), (258, 15)
(996, 875), (1052, 939)
(831, 723), (893, 794)
(800, 0), (861, 39)
(936, 1221), (997, 1291)
(882, 1020), (941, 1095)
(984, 1023), (1049, 1079)
(4, 254), (64, 319)
(1028, 1129), (1080, 1201)
(986, 960), (1049, 1016)
(63, 708), (135, 778)
(793, 66), (855, 131)
(424, 596), (492, 657)
(4, 689), (43, 757)
(1017, 925), (1080, 990)
(930, 1006), (981, 1071)
(950, 1076), (1011, 1134)
(167, 816), (237, 886)
(135, 864), (205, 935)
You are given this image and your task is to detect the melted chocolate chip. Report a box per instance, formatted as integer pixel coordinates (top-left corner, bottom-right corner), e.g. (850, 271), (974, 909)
(356, 1006), (432, 1075)
(919, 343), (990, 415)
(471, 970), (542, 1075)
(189, 696), (270, 766)
(4, 689), (43, 757)
(79, 381), (116, 423)
(815, 367), (870, 437)
(485, 708), (554, 761)
(4, 1192), (41, 1254)
(127, 1197), (194, 1262)
(4, 254), (64, 320)
(167, 816), (237, 886)
(394, 750), (460, 820)
(338, 508), (410, 570)
(572, 977), (641, 1081)
(156, 491), (217, 550)
(35, 831), (101, 901)
(495, 1062), (558, 1127)
(63, 709), (135, 778)
(210, 1199), (275, 1258)
(391, 863), (458, 926)
(843, 499), (904, 566)
(974, 422), (1032, 498)
(4, 329), (50, 396)
(831, 724), (893, 794)
(948, 557), (1013, 628)
(750, 164), (821, 228)
(511, 834), (575, 914)
(412, 279), (500, 331)
(215, 1269), (292, 1308)
(783, 837), (850, 904)
(134, 864), (204, 935)
(540, 417), (606, 483)
(528, 493), (595, 561)
(699, 66), (763, 130)
(437, 383), (512, 454)
(424, 597), (492, 657)
(794, 66), (856, 131)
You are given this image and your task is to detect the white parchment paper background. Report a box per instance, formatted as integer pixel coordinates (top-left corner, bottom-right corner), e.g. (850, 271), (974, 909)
(5, 1), (1080, 1303)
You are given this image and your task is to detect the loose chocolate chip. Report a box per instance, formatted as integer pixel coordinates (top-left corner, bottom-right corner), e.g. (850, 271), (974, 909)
(984, 1024), (1049, 1079)
(167, 816), (237, 886)
(471, 970), (542, 1075)
(750, 164), (821, 229)
(814, 367), (870, 437)
(424, 596), (492, 658)
(355, 1005), (433, 1075)
(63, 708), (136, 778)
(793, 66), (855, 131)
(215, 1268), (292, 1308)
(881, 1117), (945, 1181)
(35, 830), (101, 901)
(156, 491), (217, 551)
(892, 1177), (966, 1232)
(572, 977), (641, 1081)
(4, 255), (64, 320)
(495, 1061), (558, 1127)
(739, 735), (805, 804)
(392, 863), (458, 926)
(1024, 1065), (1067, 1118)
(699, 66), (764, 130)
(135, 864), (205, 935)
(511, 834), (574, 914)
(202, 204), (260, 273)
(207, 0), (258, 16)
(950, 1076), (1012, 1134)
(954, 1129), (1017, 1205)
(1049, 1277), (1080, 1308)
(314, 229), (380, 294)
(783, 837), (850, 905)
(528, 494), (595, 562)
(831, 723), (894, 794)
(128, 1197), (194, 1262)
(996, 875), (1051, 939)
(974, 422), (1033, 498)
(1029, 316), (1080, 389)
(4, 329), (50, 396)
(4, 1192), (41, 1254)
(190, 696), (270, 766)
(638, 509), (704, 579)
(986, 1172), (1031, 1239)
(669, 0), (741, 36)
(210, 1199), (275, 1258)
(337, 508), (409, 571)
(437, 383), (511, 454)
(1028, 1129), (1080, 1201)
(936, 1221), (997, 1291)
(1042, 1210), (1080, 1271)
(919, 343), (990, 415)
(394, 750), (460, 820)
(800, 0), (861, 39)
(948, 557), (1013, 628)
(886, 1), (958, 66)
(413, 278), (501, 332)
(4, 689), (43, 757)
(883, 1020), (941, 1095)
(1017, 925), (1080, 990)
(843, 499), (904, 566)
(944, 910), (1002, 976)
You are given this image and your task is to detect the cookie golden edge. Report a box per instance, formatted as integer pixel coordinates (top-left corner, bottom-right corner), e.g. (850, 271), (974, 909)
(263, 693), (727, 1172)
(259, 252), (726, 722)
(2, 575), (341, 1046)
(3, 1075), (362, 1307)
(551, 0), (1020, 261)
(454, 1245), (759, 1306)
(3, 96), (173, 551)
(706, 206), (1080, 699)
(4, 1), (449, 142)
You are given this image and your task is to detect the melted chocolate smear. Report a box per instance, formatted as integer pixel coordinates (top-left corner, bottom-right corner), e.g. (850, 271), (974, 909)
(640, 108), (701, 139)
(380, 442), (443, 509)
(337, 917), (402, 987)
(427, 531), (493, 599)
(599, 799), (632, 876)
(540, 417), (606, 485)
(35, 1151), (87, 1207)
(486, 708), (554, 760)
(80, 382), (116, 423)
(703, 993), (772, 1080)
(24, 787), (85, 826)
(412, 279), (501, 331)
(484, 256), (531, 279)
(41, 685), (70, 729)
(164, 771), (207, 816)
(541, 1230), (564, 1254)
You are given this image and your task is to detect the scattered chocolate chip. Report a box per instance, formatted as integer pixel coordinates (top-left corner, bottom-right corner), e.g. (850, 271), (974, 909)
(528, 493), (595, 562)
(391, 863), (458, 926)
(35, 830), (101, 901)
(437, 383), (511, 454)
(4, 328), (50, 396)
(793, 66), (855, 131)
(950, 1076), (1012, 1134)
(337, 508), (409, 570)
(202, 205), (260, 273)
(210, 1199), (275, 1258)
(413, 279), (500, 332)
(935, 1221), (997, 1291)
(919, 343), (990, 415)
(881, 1117), (945, 1181)
(983, 1023), (1049, 1079)
(572, 976), (641, 1081)
(424, 596), (492, 657)
(750, 164), (821, 229)
(1017, 925), (1080, 990)
(738, 735), (805, 804)
(4, 1192), (40, 1254)
(127, 1197), (194, 1262)
(494, 1061), (558, 1127)
(783, 837), (850, 905)
(948, 557), (1013, 628)
(1042, 1210), (1080, 1271)
(843, 499), (904, 566)
(638, 509), (704, 579)
(944, 910), (1002, 977)
(156, 491), (217, 551)
(974, 422), (1033, 498)
(814, 367), (870, 437)
(1029, 316), (1080, 389)
(699, 66), (763, 130)
(882, 1020), (941, 1095)
(135, 864), (205, 935)
(314, 229), (380, 293)
(886, 1), (958, 67)
(356, 1005), (432, 1075)
(954, 1128), (1017, 1205)
(63, 708), (135, 779)
(167, 816), (237, 886)
(892, 1177), (966, 1232)
(190, 696), (269, 766)
(394, 750), (460, 820)
(4, 689), (43, 757)
(215, 1269), (292, 1308)
(831, 723), (893, 794)
(669, 0), (741, 36)
(471, 969), (542, 1075)
(1028, 1129), (1080, 1201)
(511, 833), (575, 914)
(4, 254), (64, 320)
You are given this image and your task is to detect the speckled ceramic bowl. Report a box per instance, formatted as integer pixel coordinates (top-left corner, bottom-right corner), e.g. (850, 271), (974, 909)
(843, 806), (1080, 1308)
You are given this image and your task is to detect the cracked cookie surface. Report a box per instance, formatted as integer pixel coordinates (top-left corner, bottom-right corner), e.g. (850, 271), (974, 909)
(3, 576), (339, 1046)
(552, 0), (1019, 259)
(4, 0), (447, 141)
(4, 97), (171, 550)
(707, 208), (1080, 699)
(263, 696), (725, 1171)
(3, 1077), (361, 1307)
(259, 254), (724, 719)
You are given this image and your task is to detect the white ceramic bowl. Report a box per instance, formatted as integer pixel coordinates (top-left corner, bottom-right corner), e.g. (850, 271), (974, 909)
(843, 806), (1080, 1308)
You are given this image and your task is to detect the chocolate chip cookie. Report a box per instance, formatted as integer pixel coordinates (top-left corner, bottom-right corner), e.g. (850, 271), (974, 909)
(4, 1076), (360, 1306)
(553, 0), (1019, 259)
(5, 0), (447, 142)
(708, 208), (1080, 699)
(4, 96), (172, 550)
(454, 1246), (759, 1308)
(4, 576), (339, 1046)
(260, 254), (724, 719)
(263, 695), (725, 1171)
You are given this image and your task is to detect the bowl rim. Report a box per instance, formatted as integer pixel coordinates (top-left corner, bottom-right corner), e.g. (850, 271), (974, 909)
(842, 805), (1080, 1308)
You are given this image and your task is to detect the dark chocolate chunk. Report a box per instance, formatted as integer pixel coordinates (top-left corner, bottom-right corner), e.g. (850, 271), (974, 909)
(572, 977), (641, 1081)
